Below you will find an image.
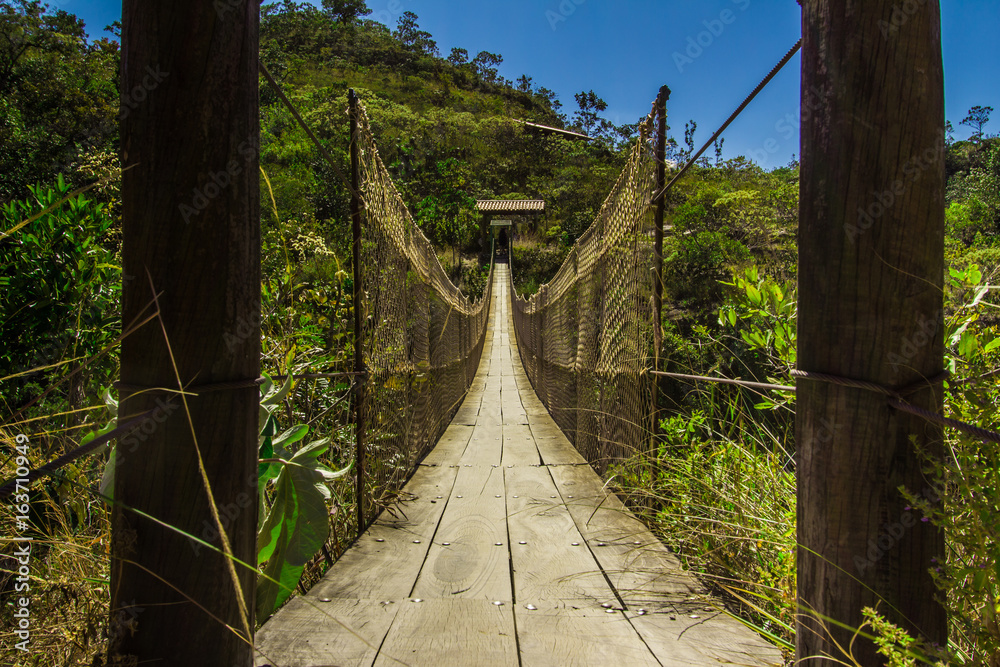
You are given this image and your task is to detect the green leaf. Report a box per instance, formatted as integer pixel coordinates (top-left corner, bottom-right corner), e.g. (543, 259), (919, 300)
(99, 448), (116, 500)
(81, 420), (117, 448)
(272, 424), (309, 455)
(958, 331), (979, 358)
(969, 264), (983, 286)
(260, 373), (293, 430)
(258, 431), (281, 482)
(255, 438), (350, 619)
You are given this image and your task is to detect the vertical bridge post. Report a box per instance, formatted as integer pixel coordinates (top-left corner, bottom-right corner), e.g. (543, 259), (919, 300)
(115, 0), (259, 663)
(348, 89), (367, 536)
(797, 1), (947, 662)
(652, 85), (670, 439)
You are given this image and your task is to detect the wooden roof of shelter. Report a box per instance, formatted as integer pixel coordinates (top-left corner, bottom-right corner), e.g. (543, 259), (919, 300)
(476, 200), (545, 214)
(513, 119), (593, 142)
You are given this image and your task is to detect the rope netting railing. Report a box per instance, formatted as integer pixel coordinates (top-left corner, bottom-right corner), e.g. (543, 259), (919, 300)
(511, 109), (659, 474)
(351, 94), (494, 525)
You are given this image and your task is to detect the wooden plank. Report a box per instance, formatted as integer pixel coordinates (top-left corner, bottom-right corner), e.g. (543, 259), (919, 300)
(549, 464), (698, 606)
(421, 424), (474, 466)
(501, 394), (527, 425)
(529, 422), (588, 465)
(451, 393), (482, 425)
(506, 466), (613, 606)
(309, 465), (458, 601)
(255, 597), (399, 667)
(460, 422), (503, 466)
(516, 605), (660, 667)
(627, 609), (783, 666)
(373, 599), (518, 667)
(500, 424), (541, 467)
(411, 464), (512, 601)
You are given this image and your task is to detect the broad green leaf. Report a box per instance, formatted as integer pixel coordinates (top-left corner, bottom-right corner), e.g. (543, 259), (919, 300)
(272, 424), (309, 454)
(969, 265), (983, 286)
(958, 331), (979, 358)
(255, 437), (349, 619)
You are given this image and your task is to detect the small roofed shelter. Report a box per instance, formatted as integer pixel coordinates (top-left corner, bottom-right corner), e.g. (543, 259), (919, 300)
(477, 199), (546, 252)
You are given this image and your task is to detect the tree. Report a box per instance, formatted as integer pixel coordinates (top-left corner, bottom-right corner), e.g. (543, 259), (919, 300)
(714, 137), (725, 166)
(683, 120), (697, 158)
(471, 50), (503, 84)
(961, 105), (993, 142)
(516, 74), (533, 94)
(0, 0), (120, 200)
(394, 10), (437, 56)
(112, 0), (260, 664)
(535, 86), (564, 118)
(447, 47), (468, 67)
(321, 0), (371, 24)
(798, 0), (946, 663)
(415, 158), (477, 271)
(572, 90), (609, 137)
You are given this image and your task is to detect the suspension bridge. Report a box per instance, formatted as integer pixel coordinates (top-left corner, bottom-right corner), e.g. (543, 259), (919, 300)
(254, 266), (780, 666)
(252, 92), (782, 666)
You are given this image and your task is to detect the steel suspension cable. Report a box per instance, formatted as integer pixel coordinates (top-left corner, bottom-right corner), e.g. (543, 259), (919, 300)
(653, 39), (802, 204)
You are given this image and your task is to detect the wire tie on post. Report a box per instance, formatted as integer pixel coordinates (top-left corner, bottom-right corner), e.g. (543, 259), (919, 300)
(790, 369), (950, 401)
(114, 376), (267, 397)
(793, 369), (1000, 444)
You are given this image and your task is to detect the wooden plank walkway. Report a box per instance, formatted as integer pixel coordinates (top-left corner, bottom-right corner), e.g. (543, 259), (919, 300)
(255, 264), (782, 667)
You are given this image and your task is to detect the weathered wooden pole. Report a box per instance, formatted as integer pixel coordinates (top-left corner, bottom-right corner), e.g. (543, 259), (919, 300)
(113, 0), (259, 664)
(348, 89), (367, 536)
(798, 1), (946, 663)
(652, 85), (669, 438)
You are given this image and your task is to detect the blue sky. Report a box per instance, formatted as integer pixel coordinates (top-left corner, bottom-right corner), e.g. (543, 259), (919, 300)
(63, 0), (999, 169)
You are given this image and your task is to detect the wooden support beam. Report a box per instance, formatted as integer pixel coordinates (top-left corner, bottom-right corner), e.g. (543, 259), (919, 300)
(348, 89), (367, 536)
(113, 1), (259, 664)
(797, 1), (947, 663)
(652, 85), (669, 439)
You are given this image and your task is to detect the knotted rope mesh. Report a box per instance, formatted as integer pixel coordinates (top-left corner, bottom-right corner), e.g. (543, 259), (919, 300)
(354, 100), (493, 520)
(511, 115), (659, 474)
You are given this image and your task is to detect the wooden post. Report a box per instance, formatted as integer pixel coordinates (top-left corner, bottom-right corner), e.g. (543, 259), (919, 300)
(652, 85), (670, 439)
(798, 1), (947, 663)
(113, 1), (259, 664)
(348, 89), (367, 536)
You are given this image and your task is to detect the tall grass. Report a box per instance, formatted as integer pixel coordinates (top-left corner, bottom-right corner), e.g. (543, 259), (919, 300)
(610, 394), (797, 653)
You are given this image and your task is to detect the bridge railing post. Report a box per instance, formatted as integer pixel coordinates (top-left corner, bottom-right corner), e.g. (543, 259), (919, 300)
(652, 85), (670, 444)
(348, 89), (367, 537)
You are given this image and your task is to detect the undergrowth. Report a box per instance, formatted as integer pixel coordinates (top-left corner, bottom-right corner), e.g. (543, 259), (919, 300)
(611, 263), (999, 665)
